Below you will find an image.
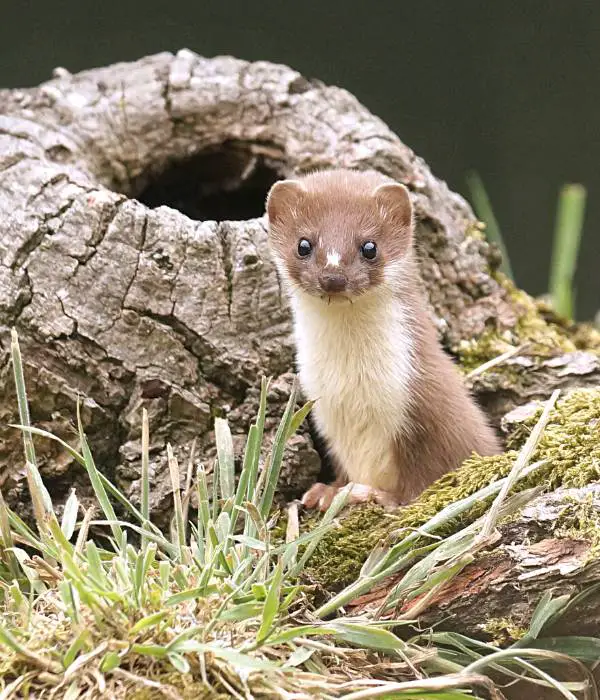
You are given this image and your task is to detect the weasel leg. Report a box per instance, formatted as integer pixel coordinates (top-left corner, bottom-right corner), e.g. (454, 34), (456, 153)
(301, 482), (400, 512)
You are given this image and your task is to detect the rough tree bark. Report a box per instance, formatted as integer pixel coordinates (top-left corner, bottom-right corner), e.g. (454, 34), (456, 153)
(1, 51), (599, 647)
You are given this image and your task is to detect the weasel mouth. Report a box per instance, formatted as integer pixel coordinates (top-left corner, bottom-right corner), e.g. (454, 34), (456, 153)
(319, 293), (354, 305)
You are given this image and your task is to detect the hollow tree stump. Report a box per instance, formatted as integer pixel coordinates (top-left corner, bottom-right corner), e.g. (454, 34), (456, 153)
(0, 49), (599, 534)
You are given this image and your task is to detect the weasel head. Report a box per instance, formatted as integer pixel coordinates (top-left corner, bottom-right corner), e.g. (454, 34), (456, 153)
(266, 169), (414, 303)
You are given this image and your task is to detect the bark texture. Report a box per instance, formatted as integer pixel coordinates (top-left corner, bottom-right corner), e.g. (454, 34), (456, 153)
(0, 50), (599, 526)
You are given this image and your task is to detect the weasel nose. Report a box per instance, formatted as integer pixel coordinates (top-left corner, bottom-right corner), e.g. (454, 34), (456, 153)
(319, 272), (348, 293)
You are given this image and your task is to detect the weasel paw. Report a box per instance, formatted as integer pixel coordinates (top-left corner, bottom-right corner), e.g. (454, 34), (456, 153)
(301, 482), (400, 511)
(345, 483), (400, 510)
(301, 482), (340, 511)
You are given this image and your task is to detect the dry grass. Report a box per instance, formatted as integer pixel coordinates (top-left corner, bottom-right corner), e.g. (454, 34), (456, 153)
(0, 330), (598, 699)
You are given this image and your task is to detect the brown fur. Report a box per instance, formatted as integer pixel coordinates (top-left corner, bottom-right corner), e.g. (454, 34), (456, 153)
(266, 169), (501, 509)
(267, 170), (412, 299)
(393, 295), (501, 502)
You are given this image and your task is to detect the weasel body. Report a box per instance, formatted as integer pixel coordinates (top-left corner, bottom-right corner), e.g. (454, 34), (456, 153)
(266, 169), (500, 510)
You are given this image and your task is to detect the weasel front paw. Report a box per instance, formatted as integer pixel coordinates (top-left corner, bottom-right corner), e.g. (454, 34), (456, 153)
(301, 482), (340, 511)
(301, 482), (400, 512)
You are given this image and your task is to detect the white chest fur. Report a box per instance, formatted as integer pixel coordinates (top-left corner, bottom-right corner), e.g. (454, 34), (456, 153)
(291, 290), (415, 492)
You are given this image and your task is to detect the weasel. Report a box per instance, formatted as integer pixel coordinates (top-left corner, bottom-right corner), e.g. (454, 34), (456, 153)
(266, 169), (501, 511)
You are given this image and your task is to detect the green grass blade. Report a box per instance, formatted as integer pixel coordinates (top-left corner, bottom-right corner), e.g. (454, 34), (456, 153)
(329, 622), (406, 652)
(7, 511), (44, 550)
(9, 425), (85, 465)
(130, 611), (169, 635)
(285, 400), (315, 441)
(520, 590), (571, 642)
(247, 377), (269, 501)
(10, 332), (58, 544)
(288, 484), (350, 578)
(0, 488), (20, 580)
(196, 464), (210, 530)
(167, 640), (277, 670)
(76, 404), (124, 551)
(229, 425), (257, 538)
(10, 330), (38, 471)
(141, 408), (150, 551)
(180, 439), (196, 530)
(215, 417), (235, 504)
(480, 390), (559, 540)
(525, 637), (600, 663)
(259, 378), (299, 520)
(24, 461), (55, 542)
(256, 560), (283, 643)
(219, 602), (263, 622)
(63, 629), (90, 668)
(211, 458), (220, 521)
(466, 171), (513, 280)
(166, 445), (186, 559)
(84, 540), (109, 588)
(47, 513), (76, 555)
(195, 464), (210, 565)
(60, 489), (79, 541)
(550, 183), (586, 319)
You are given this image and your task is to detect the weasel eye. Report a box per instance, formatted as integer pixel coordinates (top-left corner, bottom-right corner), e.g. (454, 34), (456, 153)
(361, 241), (377, 260)
(297, 238), (312, 257)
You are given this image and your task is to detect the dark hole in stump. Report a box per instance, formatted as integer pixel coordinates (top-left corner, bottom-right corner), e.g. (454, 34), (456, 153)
(134, 142), (280, 222)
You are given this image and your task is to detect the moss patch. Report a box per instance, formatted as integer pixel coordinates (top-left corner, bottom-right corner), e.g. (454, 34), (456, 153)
(301, 504), (394, 590)
(306, 388), (600, 588)
(464, 220), (487, 242)
(480, 616), (528, 646)
(553, 493), (600, 560)
(455, 276), (599, 373)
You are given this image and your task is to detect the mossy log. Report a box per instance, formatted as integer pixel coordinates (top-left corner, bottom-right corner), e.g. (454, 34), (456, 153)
(307, 388), (600, 648)
(1, 52), (600, 640)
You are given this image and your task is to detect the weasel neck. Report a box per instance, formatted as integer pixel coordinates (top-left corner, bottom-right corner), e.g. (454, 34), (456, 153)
(290, 282), (418, 403)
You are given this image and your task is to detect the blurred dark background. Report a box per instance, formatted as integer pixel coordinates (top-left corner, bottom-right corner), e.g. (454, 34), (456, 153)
(1, 1), (598, 320)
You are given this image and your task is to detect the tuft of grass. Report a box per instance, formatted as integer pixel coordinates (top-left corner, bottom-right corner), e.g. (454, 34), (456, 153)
(550, 183), (587, 319)
(466, 174), (587, 321)
(466, 170), (514, 281)
(0, 331), (598, 699)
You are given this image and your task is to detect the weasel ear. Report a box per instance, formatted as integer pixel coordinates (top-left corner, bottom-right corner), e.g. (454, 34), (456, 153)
(373, 182), (413, 233)
(266, 179), (305, 226)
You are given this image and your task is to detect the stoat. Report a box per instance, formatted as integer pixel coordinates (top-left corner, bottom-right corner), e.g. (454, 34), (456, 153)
(266, 169), (501, 511)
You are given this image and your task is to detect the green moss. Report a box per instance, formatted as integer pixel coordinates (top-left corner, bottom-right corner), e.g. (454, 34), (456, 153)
(307, 389), (600, 588)
(455, 327), (519, 374)
(571, 322), (600, 352)
(464, 220), (487, 241)
(509, 389), (600, 489)
(481, 616), (528, 646)
(553, 494), (600, 560)
(303, 505), (397, 589)
(455, 275), (599, 374)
